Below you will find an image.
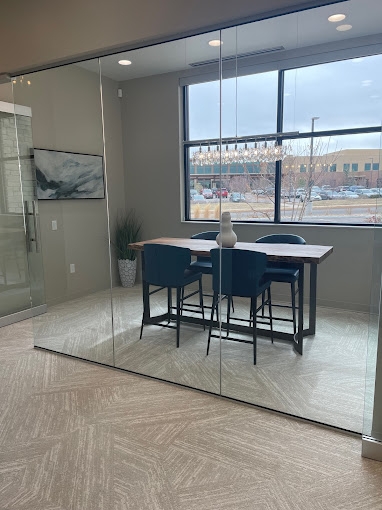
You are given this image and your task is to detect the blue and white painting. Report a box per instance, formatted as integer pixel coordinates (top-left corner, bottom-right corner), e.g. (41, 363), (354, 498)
(34, 149), (104, 199)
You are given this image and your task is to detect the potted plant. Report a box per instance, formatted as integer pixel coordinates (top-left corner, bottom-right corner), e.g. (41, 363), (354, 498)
(113, 210), (142, 287)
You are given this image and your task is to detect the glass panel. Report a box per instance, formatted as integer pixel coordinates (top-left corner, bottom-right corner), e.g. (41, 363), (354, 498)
(188, 71), (277, 140)
(0, 81), (32, 318)
(102, 32), (221, 393)
(364, 226), (381, 439)
(283, 55), (382, 133)
(280, 133), (382, 224)
(14, 109), (45, 309)
(13, 61), (114, 365)
(219, 4), (375, 433)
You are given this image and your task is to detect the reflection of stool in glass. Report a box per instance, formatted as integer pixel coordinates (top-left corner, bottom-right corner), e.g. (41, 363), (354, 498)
(0, 238), (23, 285)
(207, 248), (273, 365)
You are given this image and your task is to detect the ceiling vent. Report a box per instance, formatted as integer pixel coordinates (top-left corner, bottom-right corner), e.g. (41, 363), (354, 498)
(189, 46), (285, 67)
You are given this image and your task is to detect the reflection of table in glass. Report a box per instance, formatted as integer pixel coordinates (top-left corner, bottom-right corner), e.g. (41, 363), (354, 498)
(129, 237), (333, 355)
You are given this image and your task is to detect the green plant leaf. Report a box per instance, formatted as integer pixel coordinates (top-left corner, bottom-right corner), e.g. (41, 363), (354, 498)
(112, 209), (142, 260)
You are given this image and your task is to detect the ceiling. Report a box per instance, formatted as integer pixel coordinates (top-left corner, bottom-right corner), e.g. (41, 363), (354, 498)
(79, 0), (382, 82)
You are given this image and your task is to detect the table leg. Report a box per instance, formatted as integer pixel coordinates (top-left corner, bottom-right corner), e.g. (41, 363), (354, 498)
(141, 252), (150, 322)
(294, 263), (304, 355)
(308, 264), (317, 336)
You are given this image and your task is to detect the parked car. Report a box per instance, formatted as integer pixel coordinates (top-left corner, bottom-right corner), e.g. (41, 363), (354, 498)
(348, 185), (364, 193)
(202, 188), (213, 199)
(252, 188), (265, 195)
(295, 188), (306, 198)
(324, 190), (340, 200)
(358, 189), (380, 198)
(318, 191), (331, 200)
(299, 192), (322, 202)
(369, 188), (382, 196)
(281, 188), (296, 199)
(230, 192), (246, 202)
(337, 191), (359, 199)
(190, 189), (198, 198)
(192, 194), (207, 202)
(215, 188), (228, 198)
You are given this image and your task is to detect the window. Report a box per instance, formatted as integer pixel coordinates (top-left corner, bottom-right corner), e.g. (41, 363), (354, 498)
(185, 54), (382, 225)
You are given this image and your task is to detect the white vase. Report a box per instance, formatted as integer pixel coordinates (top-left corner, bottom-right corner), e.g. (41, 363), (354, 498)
(216, 211), (237, 247)
(118, 258), (137, 287)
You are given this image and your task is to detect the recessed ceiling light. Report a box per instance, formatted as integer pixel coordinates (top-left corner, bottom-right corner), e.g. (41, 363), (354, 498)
(336, 24), (352, 32)
(118, 59), (132, 66)
(328, 14), (346, 22)
(208, 39), (223, 47)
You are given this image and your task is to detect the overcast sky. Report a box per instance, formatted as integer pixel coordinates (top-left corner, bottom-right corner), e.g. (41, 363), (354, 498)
(189, 54), (382, 151)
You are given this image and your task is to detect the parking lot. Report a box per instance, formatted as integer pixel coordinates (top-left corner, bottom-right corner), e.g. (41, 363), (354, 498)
(190, 192), (382, 223)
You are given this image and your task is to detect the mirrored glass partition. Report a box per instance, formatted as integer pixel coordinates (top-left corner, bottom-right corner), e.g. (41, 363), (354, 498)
(100, 33), (222, 393)
(13, 61), (115, 364)
(8, 0), (382, 436)
(215, 3), (382, 432)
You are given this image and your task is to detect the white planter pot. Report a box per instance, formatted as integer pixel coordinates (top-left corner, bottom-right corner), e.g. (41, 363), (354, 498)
(118, 258), (137, 287)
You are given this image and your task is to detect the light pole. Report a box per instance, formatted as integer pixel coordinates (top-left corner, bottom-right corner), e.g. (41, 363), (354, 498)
(308, 117), (319, 202)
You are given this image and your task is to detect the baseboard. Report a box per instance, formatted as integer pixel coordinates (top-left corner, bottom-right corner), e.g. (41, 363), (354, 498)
(362, 436), (382, 462)
(0, 304), (47, 328)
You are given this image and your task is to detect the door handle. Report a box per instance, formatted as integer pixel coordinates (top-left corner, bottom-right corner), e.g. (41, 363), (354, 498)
(24, 200), (40, 253)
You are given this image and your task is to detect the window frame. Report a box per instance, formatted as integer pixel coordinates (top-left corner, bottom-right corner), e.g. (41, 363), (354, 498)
(183, 56), (382, 227)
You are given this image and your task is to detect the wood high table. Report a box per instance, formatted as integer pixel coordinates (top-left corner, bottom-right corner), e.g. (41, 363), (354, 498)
(129, 237), (333, 355)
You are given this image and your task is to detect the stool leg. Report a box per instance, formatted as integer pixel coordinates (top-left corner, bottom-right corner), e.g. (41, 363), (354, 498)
(268, 286), (274, 344)
(291, 281), (296, 335)
(207, 291), (218, 355)
(167, 287), (172, 323)
(198, 277), (205, 330)
(140, 281), (149, 339)
(176, 287), (181, 348)
(252, 296), (257, 365)
(261, 292), (265, 317)
(226, 295), (232, 337)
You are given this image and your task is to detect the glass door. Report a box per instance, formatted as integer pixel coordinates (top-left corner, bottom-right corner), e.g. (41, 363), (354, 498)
(0, 78), (44, 323)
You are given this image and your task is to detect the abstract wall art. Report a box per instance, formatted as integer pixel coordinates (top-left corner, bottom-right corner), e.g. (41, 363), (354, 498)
(34, 148), (105, 199)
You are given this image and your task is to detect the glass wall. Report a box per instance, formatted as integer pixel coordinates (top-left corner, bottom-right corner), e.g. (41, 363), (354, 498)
(0, 80), (44, 322)
(13, 61), (115, 364)
(6, 0), (382, 438)
(100, 33), (222, 393)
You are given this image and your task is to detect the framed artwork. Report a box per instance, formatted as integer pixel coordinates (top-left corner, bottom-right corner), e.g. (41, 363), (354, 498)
(33, 148), (105, 199)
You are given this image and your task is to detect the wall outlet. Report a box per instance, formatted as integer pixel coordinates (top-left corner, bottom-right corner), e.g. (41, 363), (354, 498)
(52, 220), (57, 230)
(70, 264), (75, 273)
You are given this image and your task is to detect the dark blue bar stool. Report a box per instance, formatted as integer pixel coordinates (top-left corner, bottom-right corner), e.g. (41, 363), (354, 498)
(207, 248), (273, 365)
(189, 231), (234, 312)
(256, 234), (306, 334)
(140, 244), (205, 347)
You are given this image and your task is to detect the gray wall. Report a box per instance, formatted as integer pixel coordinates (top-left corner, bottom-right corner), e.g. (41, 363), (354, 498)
(0, 0), (340, 75)
(121, 69), (374, 312)
(10, 65), (125, 305)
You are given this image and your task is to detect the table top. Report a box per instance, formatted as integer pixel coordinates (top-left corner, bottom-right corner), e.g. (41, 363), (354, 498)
(129, 237), (333, 265)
